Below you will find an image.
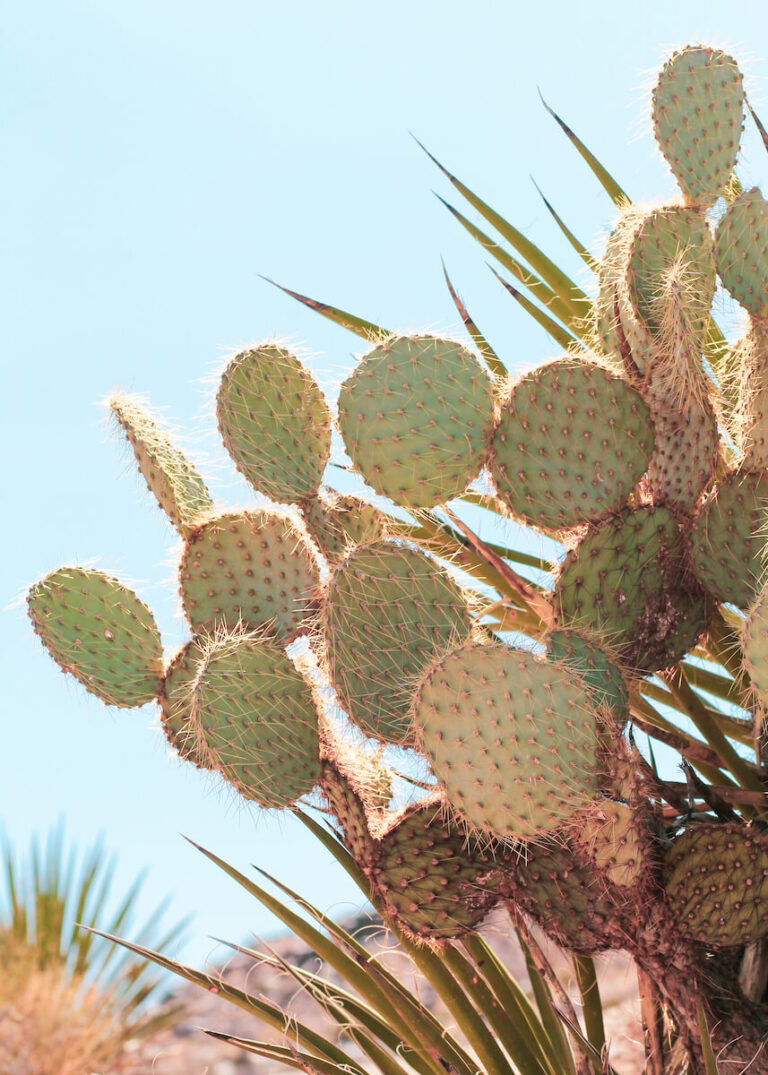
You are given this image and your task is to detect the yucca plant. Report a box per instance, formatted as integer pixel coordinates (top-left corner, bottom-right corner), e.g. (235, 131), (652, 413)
(0, 824), (185, 1074)
(23, 41), (768, 1072)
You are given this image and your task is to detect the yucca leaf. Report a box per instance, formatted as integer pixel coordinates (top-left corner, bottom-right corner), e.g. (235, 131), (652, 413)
(517, 929), (577, 1075)
(435, 194), (579, 329)
(260, 275), (388, 341)
(538, 91), (629, 206)
(441, 259), (508, 379)
(204, 1033), (365, 1075)
(416, 136), (591, 320)
(572, 955), (606, 1072)
(530, 178), (599, 271)
(697, 1004), (719, 1075)
(487, 264), (580, 348)
(85, 926), (367, 1071)
(749, 100), (768, 154)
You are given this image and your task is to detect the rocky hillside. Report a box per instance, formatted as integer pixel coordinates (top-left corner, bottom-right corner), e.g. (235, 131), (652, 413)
(126, 908), (644, 1074)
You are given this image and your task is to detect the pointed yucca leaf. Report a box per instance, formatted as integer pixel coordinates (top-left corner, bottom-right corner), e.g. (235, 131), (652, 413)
(440, 944), (530, 1075)
(572, 955), (606, 1073)
(749, 100), (768, 154)
(697, 1005), (719, 1075)
(517, 929), (577, 1075)
(462, 934), (559, 1075)
(435, 193), (579, 329)
(441, 260), (507, 379)
(260, 275), (388, 341)
(83, 926), (365, 1070)
(416, 137), (590, 320)
(530, 178), (599, 271)
(185, 838), (476, 1075)
(487, 264), (580, 348)
(204, 1033), (365, 1075)
(215, 938), (438, 1075)
(539, 91), (629, 206)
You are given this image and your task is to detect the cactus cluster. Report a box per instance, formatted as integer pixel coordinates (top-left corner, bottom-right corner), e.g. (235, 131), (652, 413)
(26, 42), (768, 1069)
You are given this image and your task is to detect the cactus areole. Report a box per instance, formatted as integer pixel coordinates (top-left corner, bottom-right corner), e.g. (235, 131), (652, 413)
(26, 42), (768, 1071)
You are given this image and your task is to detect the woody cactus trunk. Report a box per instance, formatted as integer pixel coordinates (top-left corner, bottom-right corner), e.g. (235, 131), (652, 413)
(26, 43), (768, 1070)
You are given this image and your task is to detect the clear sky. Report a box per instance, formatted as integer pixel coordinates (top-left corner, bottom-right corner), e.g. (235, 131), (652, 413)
(3, 0), (768, 968)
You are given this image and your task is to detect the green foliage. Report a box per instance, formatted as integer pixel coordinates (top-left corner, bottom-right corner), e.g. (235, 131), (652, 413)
(25, 37), (768, 1073)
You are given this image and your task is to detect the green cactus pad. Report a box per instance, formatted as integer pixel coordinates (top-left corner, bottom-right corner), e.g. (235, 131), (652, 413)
(325, 541), (471, 744)
(731, 324), (768, 471)
(338, 335), (494, 509)
(715, 188), (768, 318)
(109, 395), (213, 536)
(319, 759), (375, 861)
(652, 46), (744, 207)
(691, 471), (768, 609)
(504, 839), (628, 953)
(646, 392), (719, 512)
(159, 640), (211, 768)
(665, 823), (768, 946)
(554, 506), (710, 673)
(190, 632), (321, 808)
(545, 630), (629, 719)
(595, 207), (649, 362)
(368, 797), (501, 942)
(742, 587), (768, 707)
(626, 207), (715, 340)
(412, 641), (601, 840)
(216, 345), (332, 503)
(575, 800), (650, 889)
(27, 567), (163, 708)
(490, 356), (653, 530)
(179, 510), (320, 640)
(302, 491), (387, 562)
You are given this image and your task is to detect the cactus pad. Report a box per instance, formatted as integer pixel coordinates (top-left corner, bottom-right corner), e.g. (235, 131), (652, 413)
(554, 506), (710, 673)
(715, 187), (768, 319)
(626, 207), (715, 340)
(504, 838), (628, 953)
(338, 335), (494, 509)
(179, 510), (320, 640)
(691, 471), (768, 609)
(545, 630), (629, 719)
(109, 394), (213, 536)
(646, 392), (719, 512)
(159, 640), (211, 768)
(412, 641), (601, 840)
(490, 357), (653, 530)
(367, 797), (501, 941)
(216, 345), (332, 503)
(665, 823), (768, 946)
(652, 46), (744, 207)
(303, 491), (387, 562)
(325, 541), (471, 744)
(575, 800), (650, 889)
(27, 567), (163, 707)
(190, 632), (321, 808)
(319, 759), (375, 861)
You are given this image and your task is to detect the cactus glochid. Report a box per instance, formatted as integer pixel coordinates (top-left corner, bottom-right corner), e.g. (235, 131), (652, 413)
(26, 42), (768, 1071)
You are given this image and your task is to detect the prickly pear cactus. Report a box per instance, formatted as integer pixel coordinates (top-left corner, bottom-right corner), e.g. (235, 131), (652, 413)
(25, 40), (768, 1073)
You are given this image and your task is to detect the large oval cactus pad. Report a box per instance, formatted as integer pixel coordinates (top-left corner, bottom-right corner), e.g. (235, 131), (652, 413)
(179, 510), (321, 640)
(217, 345), (332, 504)
(338, 335), (494, 509)
(490, 357), (653, 530)
(28, 567), (163, 707)
(691, 471), (768, 609)
(412, 641), (602, 840)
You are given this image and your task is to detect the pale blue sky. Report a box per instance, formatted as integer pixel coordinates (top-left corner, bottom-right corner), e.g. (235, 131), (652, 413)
(3, 0), (768, 967)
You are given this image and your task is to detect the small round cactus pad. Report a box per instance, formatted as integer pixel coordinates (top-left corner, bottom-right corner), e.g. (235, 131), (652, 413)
(159, 639), (211, 768)
(338, 334), (494, 509)
(27, 567), (163, 707)
(652, 46), (744, 208)
(490, 356), (653, 529)
(715, 188), (768, 318)
(545, 630), (629, 720)
(325, 541), (471, 744)
(412, 641), (601, 840)
(665, 823), (768, 946)
(691, 470), (768, 609)
(555, 506), (709, 672)
(190, 632), (321, 808)
(302, 492), (386, 563)
(179, 509), (320, 639)
(216, 345), (332, 503)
